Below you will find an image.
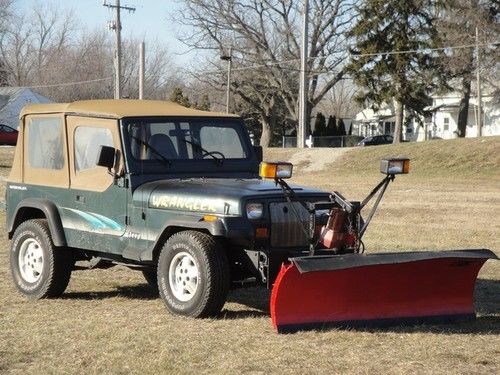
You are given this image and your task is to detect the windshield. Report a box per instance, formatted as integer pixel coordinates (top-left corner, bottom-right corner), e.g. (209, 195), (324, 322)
(125, 118), (249, 163)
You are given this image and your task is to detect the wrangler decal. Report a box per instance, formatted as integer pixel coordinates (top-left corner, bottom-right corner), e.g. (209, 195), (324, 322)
(150, 195), (218, 213)
(9, 185), (27, 191)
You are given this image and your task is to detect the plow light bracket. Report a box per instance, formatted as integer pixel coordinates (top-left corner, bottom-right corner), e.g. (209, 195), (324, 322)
(260, 162), (293, 179)
(380, 158), (410, 175)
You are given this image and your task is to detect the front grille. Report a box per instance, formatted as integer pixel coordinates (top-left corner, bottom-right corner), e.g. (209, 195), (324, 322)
(269, 202), (309, 247)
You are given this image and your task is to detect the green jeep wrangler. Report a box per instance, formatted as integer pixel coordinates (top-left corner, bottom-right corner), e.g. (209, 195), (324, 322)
(6, 99), (328, 317)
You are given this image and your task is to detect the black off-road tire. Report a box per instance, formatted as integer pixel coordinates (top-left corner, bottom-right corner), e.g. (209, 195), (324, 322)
(142, 269), (159, 293)
(157, 230), (230, 318)
(10, 219), (73, 299)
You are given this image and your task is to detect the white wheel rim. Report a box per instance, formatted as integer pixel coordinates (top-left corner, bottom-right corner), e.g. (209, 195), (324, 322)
(18, 238), (44, 283)
(169, 252), (199, 302)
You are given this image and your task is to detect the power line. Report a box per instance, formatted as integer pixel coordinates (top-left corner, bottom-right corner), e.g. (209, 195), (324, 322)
(351, 41), (497, 58)
(26, 77), (112, 89)
(22, 41), (498, 90)
(202, 41), (499, 75)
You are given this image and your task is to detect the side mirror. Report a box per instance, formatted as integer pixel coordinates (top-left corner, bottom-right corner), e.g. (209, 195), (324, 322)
(96, 145), (116, 169)
(253, 145), (263, 163)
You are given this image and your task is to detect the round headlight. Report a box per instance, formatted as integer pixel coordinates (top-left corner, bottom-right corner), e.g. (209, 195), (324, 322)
(246, 203), (263, 220)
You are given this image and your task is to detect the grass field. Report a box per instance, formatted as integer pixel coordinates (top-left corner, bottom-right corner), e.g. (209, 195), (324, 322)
(1, 138), (499, 374)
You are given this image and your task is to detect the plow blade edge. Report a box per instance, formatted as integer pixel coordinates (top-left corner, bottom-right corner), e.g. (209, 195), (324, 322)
(270, 249), (497, 333)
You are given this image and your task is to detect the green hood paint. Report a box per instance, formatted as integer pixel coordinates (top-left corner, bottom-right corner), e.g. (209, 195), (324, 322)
(134, 178), (325, 216)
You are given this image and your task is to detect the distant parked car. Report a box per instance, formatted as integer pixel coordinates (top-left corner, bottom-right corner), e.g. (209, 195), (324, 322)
(0, 124), (18, 145)
(357, 135), (393, 146)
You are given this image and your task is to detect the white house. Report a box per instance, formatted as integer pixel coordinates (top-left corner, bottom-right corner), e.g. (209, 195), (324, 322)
(352, 92), (499, 141)
(0, 87), (52, 129)
(422, 93), (499, 141)
(351, 103), (417, 141)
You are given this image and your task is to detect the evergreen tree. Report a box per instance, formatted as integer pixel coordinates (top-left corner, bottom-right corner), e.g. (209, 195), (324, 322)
(326, 115), (337, 136)
(347, 1), (444, 143)
(194, 94), (211, 111)
(337, 118), (346, 136)
(170, 87), (191, 108)
(313, 112), (327, 136)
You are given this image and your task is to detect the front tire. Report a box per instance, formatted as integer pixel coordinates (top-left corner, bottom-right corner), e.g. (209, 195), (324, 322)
(10, 219), (73, 299)
(157, 231), (229, 318)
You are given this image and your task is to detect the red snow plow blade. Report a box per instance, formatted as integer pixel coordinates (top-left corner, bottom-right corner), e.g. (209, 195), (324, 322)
(270, 249), (497, 333)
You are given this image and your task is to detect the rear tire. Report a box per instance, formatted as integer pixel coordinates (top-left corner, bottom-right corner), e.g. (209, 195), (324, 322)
(157, 231), (229, 318)
(10, 219), (73, 299)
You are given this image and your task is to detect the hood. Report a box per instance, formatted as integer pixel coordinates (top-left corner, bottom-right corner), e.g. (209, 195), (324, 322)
(134, 178), (326, 216)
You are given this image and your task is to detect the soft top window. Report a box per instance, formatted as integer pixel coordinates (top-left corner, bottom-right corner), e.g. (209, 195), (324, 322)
(74, 126), (114, 171)
(27, 117), (64, 170)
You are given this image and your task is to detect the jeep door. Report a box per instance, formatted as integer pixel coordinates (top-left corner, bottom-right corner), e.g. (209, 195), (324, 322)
(64, 116), (128, 254)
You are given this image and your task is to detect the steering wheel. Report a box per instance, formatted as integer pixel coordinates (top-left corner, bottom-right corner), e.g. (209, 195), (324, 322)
(202, 151), (225, 160)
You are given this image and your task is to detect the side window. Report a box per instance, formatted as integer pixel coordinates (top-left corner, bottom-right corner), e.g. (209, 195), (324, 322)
(27, 117), (64, 170)
(74, 126), (113, 171)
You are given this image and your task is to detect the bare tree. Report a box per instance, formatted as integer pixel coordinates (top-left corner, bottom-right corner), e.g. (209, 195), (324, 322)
(121, 36), (179, 100)
(0, 4), (76, 87)
(0, 2), (179, 103)
(177, 0), (357, 146)
(0, 0), (12, 85)
(316, 77), (360, 118)
(435, 0), (499, 136)
(37, 29), (115, 101)
(0, 13), (34, 85)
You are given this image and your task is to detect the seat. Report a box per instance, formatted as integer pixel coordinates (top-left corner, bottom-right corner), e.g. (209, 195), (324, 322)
(147, 133), (178, 160)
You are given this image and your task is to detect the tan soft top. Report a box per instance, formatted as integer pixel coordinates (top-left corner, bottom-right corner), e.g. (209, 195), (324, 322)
(20, 99), (238, 119)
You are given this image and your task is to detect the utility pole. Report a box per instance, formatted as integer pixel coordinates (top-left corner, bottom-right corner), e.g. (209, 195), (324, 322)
(298, 0), (309, 148)
(103, 0), (136, 99)
(139, 41), (145, 99)
(221, 47), (233, 113)
(475, 27), (483, 137)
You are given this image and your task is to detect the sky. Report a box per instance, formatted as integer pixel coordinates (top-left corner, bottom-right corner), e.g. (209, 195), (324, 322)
(16, 0), (198, 64)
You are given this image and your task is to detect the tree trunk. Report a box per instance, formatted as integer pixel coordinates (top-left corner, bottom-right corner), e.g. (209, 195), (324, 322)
(456, 77), (471, 137)
(393, 99), (403, 144)
(259, 117), (272, 147)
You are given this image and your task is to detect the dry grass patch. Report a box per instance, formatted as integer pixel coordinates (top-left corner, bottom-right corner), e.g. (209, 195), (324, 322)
(1, 141), (499, 374)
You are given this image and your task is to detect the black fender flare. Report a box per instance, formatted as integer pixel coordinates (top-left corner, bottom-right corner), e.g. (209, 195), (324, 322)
(138, 218), (227, 262)
(9, 198), (67, 247)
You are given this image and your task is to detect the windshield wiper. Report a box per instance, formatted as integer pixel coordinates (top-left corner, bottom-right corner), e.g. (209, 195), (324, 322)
(182, 139), (225, 165)
(130, 135), (172, 167)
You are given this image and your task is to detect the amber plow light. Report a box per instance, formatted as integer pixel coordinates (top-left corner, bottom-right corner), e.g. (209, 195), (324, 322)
(259, 162), (293, 179)
(380, 158), (410, 175)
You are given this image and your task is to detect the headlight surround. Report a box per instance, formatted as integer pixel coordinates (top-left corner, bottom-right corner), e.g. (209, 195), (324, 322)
(246, 202), (263, 220)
